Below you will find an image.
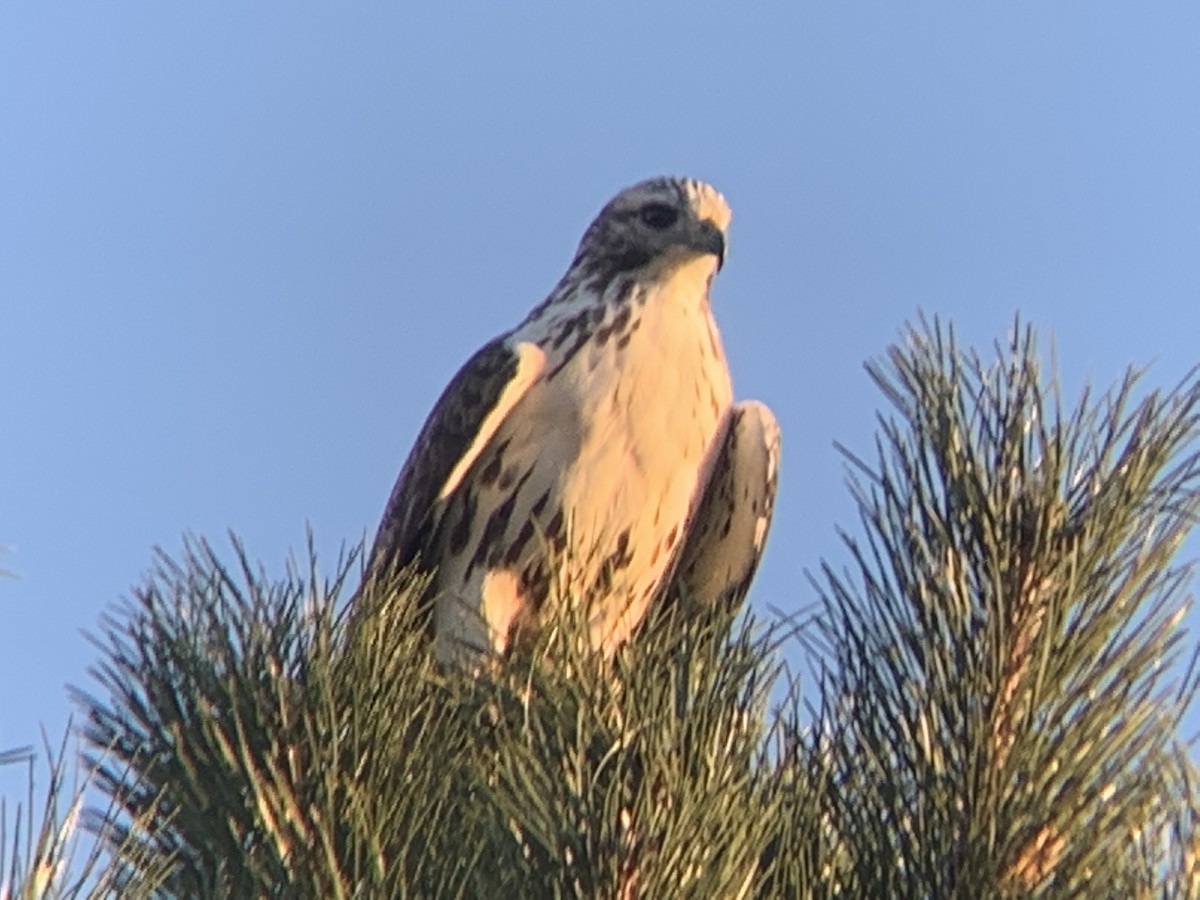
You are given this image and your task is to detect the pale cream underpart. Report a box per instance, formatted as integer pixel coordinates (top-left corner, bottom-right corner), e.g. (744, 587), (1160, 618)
(432, 253), (732, 665)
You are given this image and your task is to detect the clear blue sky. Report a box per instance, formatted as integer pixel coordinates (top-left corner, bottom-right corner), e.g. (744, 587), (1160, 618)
(3, 4), (1199, 798)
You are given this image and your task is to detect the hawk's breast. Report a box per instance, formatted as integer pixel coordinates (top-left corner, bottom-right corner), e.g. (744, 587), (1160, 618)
(432, 262), (733, 662)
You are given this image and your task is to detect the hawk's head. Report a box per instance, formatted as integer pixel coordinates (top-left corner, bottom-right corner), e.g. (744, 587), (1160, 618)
(570, 177), (732, 284)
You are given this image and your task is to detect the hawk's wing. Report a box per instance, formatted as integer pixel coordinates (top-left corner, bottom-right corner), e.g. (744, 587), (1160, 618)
(365, 336), (545, 586)
(672, 400), (780, 610)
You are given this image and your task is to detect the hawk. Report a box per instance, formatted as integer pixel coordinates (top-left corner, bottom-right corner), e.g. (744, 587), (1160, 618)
(364, 176), (779, 665)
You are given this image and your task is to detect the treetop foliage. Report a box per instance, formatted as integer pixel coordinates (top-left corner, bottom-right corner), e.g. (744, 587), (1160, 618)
(6, 316), (1200, 897)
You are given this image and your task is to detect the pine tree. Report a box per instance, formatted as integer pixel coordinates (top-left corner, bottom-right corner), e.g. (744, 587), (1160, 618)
(7, 316), (1200, 897)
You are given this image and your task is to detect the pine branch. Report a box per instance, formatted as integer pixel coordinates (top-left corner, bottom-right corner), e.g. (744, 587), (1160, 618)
(814, 315), (1200, 897)
(72, 535), (516, 897)
(476, 597), (796, 898)
(1, 728), (169, 899)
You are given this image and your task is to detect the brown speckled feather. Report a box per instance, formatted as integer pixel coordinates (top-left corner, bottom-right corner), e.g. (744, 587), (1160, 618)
(364, 337), (544, 589)
(672, 401), (780, 610)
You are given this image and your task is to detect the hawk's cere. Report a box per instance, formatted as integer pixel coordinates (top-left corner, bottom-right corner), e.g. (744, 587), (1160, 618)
(365, 176), (779, 665)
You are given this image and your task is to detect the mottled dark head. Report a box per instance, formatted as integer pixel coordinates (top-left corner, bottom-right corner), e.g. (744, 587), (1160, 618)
(570, 177), (731, 283)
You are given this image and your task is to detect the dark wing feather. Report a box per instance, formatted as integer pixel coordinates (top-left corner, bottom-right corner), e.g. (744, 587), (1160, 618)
(364, 336), (545, 584)
(671, 400), (780, 610)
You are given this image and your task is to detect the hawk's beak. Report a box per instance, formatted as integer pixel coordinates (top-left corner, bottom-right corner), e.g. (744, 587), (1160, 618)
(692, 219), (727, 271)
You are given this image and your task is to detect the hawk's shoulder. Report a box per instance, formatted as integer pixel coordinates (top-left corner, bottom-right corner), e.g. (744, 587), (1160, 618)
(365, 336), (545, 581)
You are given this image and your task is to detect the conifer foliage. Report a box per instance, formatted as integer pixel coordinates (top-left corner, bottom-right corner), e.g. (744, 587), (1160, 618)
(6, 318), (1200, 896)
(814, 320), (1200, 896)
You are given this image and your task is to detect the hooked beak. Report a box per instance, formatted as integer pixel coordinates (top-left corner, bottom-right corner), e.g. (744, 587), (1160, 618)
(692, 219), (727, 271)
(700, 220), (724, 271)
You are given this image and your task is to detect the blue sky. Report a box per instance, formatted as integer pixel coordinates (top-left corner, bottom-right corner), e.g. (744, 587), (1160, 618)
(2, 4), (1199, 798)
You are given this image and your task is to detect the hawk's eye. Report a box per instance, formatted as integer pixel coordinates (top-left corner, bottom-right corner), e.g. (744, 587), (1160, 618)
(639, 203), (678, 230)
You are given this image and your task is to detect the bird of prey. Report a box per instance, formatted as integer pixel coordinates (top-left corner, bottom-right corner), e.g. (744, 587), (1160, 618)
(364, 176), (779, 666)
